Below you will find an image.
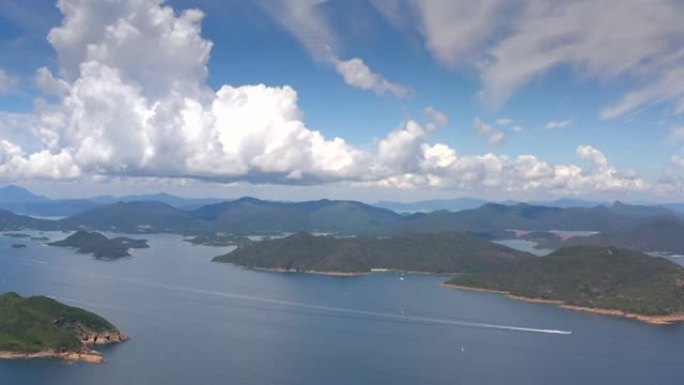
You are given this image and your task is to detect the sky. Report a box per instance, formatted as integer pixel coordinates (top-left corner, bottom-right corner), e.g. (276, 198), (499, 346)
(0, 0), (683, 203)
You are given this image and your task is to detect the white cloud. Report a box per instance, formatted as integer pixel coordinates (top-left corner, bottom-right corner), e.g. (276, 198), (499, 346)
(0, 0), (366, 183)
(405, 0), (684, 116)
(34, 67), (70, 96)
(546, 119), (573, 130)
(423, 106), (448, 132)
(669, 126), (684, 143)
(333, 57), (409, 97)
(258, 0), (408, 98)
(0, 0), (651, 198)
(495, 118), (522, 132)
(411, 0), (506, 67)
(671, 154), (684, 169)
(577, 145), (608, 169)
(0, 69), (19, 94)
(474, 117), (504, 146)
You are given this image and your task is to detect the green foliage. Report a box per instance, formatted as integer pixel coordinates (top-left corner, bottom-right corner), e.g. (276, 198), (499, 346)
(448, 246), (684, 316)
(214, 232), (533, 274)
(184, 232), (252, 247)
(562, 217), (684, 253)
(50, 231), (148, 259)
(0, 293), (117, 353)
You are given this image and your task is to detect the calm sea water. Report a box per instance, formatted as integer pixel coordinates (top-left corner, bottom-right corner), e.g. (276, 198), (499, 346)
(1, 232), (683, 385)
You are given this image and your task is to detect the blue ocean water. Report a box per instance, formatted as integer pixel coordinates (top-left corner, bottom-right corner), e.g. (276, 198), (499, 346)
(0, 232), (682, 385)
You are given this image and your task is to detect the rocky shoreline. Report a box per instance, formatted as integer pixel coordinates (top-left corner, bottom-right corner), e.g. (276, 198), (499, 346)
(0, 350), (106, 364)
(444, 284), (684, 325)
(0, 330), (129, 364)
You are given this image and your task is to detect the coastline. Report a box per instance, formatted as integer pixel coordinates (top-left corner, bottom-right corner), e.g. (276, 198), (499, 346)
(0, 350), (104, 364)
(221, 262), (466, 277)
(444, 284), (684, 325)
(0, 331), (129, 364)
(247, 266), (370, 276)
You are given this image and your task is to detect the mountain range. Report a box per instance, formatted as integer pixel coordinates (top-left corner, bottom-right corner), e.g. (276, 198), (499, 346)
(0, 185), (222, 216)
(0, 185), (683, 239)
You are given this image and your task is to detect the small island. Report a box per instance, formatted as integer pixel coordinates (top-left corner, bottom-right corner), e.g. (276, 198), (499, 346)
(185, 232), (251, 247)
(213, 231), (532, 275)
(446, 246), (684, 324)
(49, 231), (149, 259)
(0, 292), (128, 363)
(3, 233), (30, 238)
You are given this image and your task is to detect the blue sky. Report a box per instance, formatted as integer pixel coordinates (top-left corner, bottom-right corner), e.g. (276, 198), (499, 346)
(0, 0), (683, 202)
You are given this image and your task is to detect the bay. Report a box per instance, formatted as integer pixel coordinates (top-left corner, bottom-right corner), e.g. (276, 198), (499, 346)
(0, 233), (682, 385)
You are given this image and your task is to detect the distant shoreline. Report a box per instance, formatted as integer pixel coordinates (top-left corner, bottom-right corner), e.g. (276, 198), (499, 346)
(443, 284), (684, 325)
(223, 263), (467, 277)
(246, 266), (369, 276)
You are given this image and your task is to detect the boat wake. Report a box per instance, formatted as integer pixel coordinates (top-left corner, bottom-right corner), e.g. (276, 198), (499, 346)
(29, 263), (573, 336)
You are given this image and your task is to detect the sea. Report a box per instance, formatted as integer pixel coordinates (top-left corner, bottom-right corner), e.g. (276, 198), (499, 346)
(1, 232), (683, 385)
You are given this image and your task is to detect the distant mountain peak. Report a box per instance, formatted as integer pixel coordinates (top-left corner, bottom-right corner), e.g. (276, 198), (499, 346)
(0, 185), (49, 203)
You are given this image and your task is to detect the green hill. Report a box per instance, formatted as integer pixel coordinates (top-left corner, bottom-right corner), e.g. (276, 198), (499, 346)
(213, 232), (532, 274)
(447, 246), (684, 318)
(558, 217), (684, 253)
(59, 201), (195, 233)
(50, 231), (148, 259)
(388, 202), (676, 234)
(0, 292), (126, 356)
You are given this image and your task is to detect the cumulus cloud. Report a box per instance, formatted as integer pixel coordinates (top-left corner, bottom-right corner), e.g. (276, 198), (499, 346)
(546, 119), (573, 130)
(0, 0), (366, 182)
(577, 145), (608, 169)
(0, 0), (650, 198)
(0, 69), (19, 94)
(377, 0), (684, 116)
(474, 117), (504, 146)
(34, 67), (70, 97)
(371, 139), (643, 194)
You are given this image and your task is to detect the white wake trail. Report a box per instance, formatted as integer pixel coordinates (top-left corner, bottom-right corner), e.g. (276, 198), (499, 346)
(24, 263), (573, 335)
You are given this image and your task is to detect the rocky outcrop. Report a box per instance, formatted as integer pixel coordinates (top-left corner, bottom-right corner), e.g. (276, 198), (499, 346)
(0, 349), (106, 364)
(79, 330), (129, 345)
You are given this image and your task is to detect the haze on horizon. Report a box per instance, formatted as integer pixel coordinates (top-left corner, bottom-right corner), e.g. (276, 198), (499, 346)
(0, 0), (683, 203)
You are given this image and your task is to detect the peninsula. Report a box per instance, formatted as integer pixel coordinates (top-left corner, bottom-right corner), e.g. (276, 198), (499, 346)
(49, 231), (149, 259)
(213, 231), (532, 275)
(0, 292), (128, 363)
(446, 246), (684, 324)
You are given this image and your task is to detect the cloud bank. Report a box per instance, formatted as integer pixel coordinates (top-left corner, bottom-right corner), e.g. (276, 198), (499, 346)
(0, 0), (648, 197)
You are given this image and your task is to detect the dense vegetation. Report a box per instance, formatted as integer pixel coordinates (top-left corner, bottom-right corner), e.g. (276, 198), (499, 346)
(50, 231), (148, 259)
(213, 232), (533, 274)
(555, 218), (684, 254)
(184, 232), (251, 247)
(447, 246), (684, 316)
(0, 293), (117, 353)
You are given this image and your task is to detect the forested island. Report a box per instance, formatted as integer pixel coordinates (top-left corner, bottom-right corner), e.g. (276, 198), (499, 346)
(49, 231), (148, 259)
(213, 232), (532, 275)
(0, 292), (127, 363)
(447, 246), (684, 324)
